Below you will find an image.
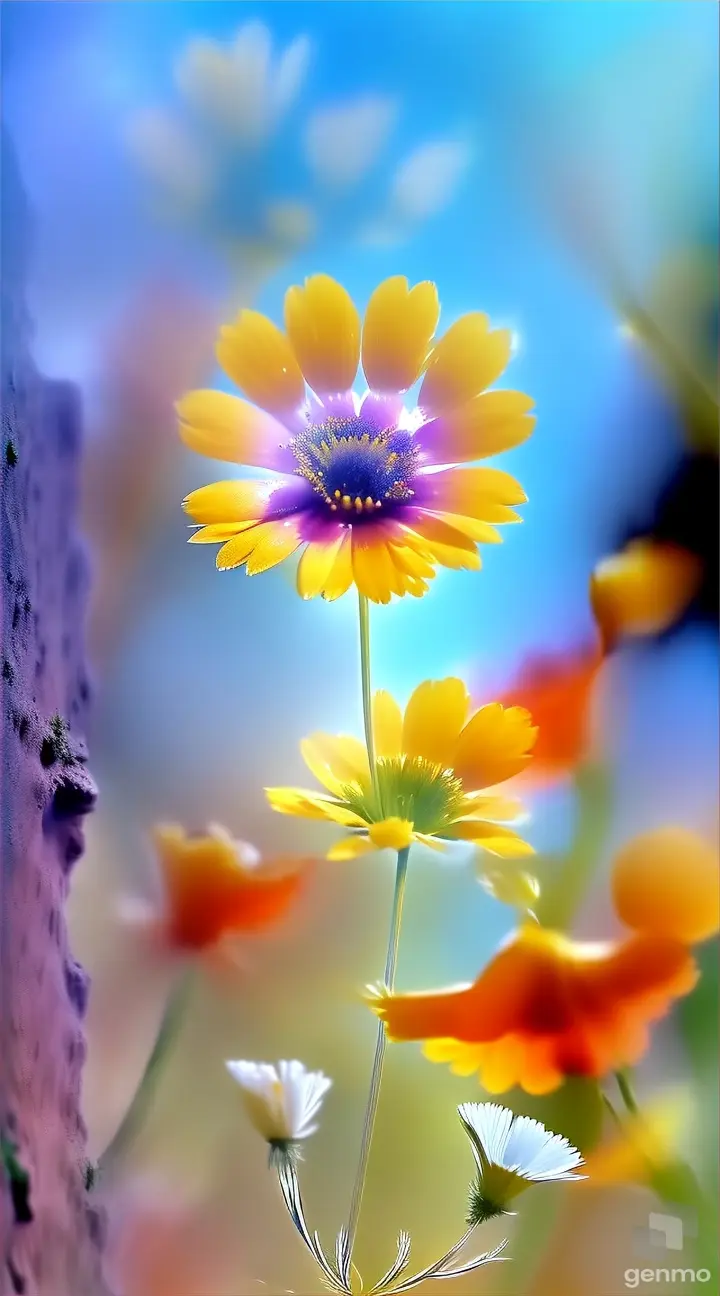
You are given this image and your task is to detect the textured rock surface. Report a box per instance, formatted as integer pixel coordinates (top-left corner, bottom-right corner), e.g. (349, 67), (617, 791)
(1, 133), (110, 1296)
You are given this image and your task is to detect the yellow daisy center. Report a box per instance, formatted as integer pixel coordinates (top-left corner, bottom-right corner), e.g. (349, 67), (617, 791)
(342, 755), (465, 835)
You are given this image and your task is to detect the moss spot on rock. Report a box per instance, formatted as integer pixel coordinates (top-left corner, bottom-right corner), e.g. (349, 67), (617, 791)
(40, 714), (73, 768)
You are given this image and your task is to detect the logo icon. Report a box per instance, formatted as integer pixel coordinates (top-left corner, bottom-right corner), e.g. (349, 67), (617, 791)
(634, 1210), (697, 1255)
(648, 1214), (685, 1251)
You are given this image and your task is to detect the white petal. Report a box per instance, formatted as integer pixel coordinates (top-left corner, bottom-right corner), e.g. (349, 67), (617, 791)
(390, 141), (471, 222)
(226, 1060), (288, 1141)
(459, 1102), (514, 1167)
(503, 1114), (556, 1171)
(230, 1059), (332, 1145)
(304, 95), (397, 188)
(272, 36), (311, 118)
(265, 202), (315, 247)
(125, 109), (211, 206)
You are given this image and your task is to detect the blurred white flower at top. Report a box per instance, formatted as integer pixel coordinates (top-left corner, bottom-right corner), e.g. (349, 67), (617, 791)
(124, 108), (213, 210)
(174, 21), (311, 146)
(359, 139), (472, 246)
(265, 201), (316, 247)
(389, 140), (472, 222)
(303, 94), (398, 188)
(126, 19), (473, 280)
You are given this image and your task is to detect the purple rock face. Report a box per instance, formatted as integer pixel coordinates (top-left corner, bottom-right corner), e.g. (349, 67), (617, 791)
(1, 134), (110, 1295)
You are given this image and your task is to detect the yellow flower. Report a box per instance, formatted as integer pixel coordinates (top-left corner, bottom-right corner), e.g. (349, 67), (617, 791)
(611, 826), (719, 945)
(590, 539), (701, 651)
(179, 274), (535, 603)
(266, 678), (537, 858)
(583, 1088), (693, 1188)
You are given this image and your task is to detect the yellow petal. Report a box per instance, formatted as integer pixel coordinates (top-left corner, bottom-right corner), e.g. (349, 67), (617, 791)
(479, 863), (540, 910)
(420, 466), (527, 521)
(284, 274), (360, 394)
(417, 390), (536, 463)
(432, 513), (502, 543)
(404, 577), (432, 598)
(402, 679), (470, 767)
(188, 522), (254, 544)
(445, 819), (535, 856)
(352, 531), (399, 604)
(413, 833), (450, 852)
(183, 479), (281, 524)
(401, 516), (482, 571)
(296, 534), (347, 600)
(584, 1088), (693, 1187)
(409, 539), (482, 572)
(386, 545), (436, 579)
(368, 818), (415, 851)
(245, 518), (303, 575)
(372, 690), (403, 759)
(216, 523), (270, 571)
(590, 540), (701, 651)
(453, 703), (538, 790)
(612, 827), (719, 944)
(459, 792), (524, 820)
(177, 390), (291, 469)
(386, 546), (436, 598)
(327, 835), (375, 861)
(301, 734), (370, 788)
(322, 532), (354, 601)
(400, 511), (480, 556)
(361, 276), (439, 393)
(265, 786), (366, 827)
(419, 314), (512, 416)
(423, 1039), (491, 1079)
(217, 310), (305, 418)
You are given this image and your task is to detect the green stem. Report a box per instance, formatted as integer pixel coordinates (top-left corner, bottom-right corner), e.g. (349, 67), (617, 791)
(615, 1068), (639, 1116)
(98, 965), (194, 1177)
(358, 593), (377, 793)
(602, 1092), (624, 1131)
(346, 846), (410, 1260)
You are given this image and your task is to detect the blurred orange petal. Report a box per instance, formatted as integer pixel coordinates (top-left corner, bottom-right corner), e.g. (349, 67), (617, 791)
(371, 925), (698, 1093)
(152, 824), (308, 950)
(492, 644), (603, 784)
(590, 539), (701, 650)
(612, 826), (720, 944)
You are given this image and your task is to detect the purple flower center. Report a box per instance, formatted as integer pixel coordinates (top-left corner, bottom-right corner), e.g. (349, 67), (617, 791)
(290, 416), (420, 519)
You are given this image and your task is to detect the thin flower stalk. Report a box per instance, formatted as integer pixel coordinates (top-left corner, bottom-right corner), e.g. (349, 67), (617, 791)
(346, 843), (410, 1258)
(98, 965), (195, 1177)
(275, 1157), (352, 1294)
(276, 1152), (507, 1296)
(358, 592), (379, 800)
(379, 1230), (507, 1294)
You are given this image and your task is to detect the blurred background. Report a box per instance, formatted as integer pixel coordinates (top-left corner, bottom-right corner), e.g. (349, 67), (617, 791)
(2, 3), (717, 1293)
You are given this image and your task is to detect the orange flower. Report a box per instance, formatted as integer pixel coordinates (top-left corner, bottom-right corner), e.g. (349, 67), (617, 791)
(590, 539), (701, 651)
(612, 826), (719, 945)
(369, 924), (698, 1095)
(492, 644), (603, 783)
(124, 824), (309, 952)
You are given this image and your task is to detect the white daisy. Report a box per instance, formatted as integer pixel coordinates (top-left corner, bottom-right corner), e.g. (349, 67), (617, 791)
(226, 1059), (332, 1162)
(458, 1102), (585, 1223)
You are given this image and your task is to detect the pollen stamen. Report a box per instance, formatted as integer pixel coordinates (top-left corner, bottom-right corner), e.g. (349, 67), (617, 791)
(290, 414), (419, 520)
